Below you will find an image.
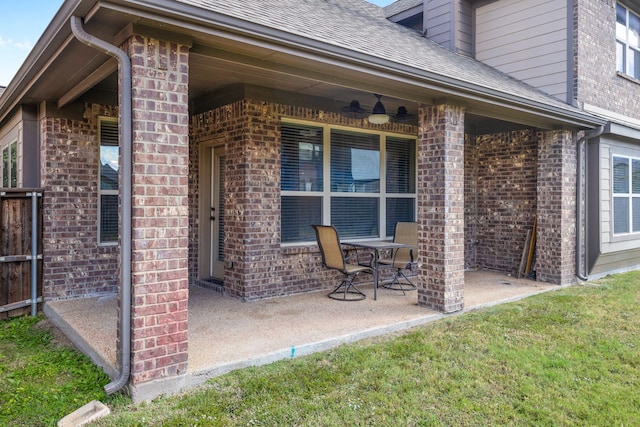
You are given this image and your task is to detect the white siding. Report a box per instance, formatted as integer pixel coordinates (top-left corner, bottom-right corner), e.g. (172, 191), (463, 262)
(600, 139), (640, 253)
(475, 0), (568, 101)
(457, 0), (473, 55)
(426, 0), (454, 50)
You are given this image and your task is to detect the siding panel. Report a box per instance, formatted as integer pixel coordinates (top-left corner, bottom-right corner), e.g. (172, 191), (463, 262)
(475, 0), (568, 101)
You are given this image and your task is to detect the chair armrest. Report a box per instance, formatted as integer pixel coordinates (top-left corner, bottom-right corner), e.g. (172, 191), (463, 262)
(345, 251), (374, 267)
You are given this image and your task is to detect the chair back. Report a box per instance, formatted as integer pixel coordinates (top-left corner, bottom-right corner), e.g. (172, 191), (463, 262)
(312, 225), (346, 271)
(393, 222), (417, 263)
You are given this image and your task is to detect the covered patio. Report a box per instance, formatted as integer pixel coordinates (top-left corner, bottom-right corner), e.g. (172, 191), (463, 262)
(45, 270), (553, 400)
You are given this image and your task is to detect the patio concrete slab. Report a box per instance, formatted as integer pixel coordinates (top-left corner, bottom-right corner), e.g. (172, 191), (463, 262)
(44, 270), (554, 394)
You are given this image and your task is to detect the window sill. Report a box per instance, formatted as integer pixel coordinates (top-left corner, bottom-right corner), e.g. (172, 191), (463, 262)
(281, 243), (318, 255)
(610, 232), (640, 243)
(616, 71), (640, 86)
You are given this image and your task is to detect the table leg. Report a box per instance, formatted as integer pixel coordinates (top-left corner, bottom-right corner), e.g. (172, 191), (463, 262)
(373, 249), (379, 300)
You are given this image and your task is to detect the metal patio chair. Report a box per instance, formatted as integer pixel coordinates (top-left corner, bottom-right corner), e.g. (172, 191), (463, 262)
(312, 224), (373, 301)
(378, 221), (418, 294)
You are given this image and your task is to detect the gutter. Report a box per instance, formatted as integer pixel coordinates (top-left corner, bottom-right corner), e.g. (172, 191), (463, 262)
(576, 125), (605, 281)
(70, 16), (132, 395)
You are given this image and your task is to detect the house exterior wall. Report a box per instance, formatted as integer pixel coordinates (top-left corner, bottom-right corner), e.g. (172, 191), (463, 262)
(190, 100), (416, 300)
(40, 104), (119, 299)
(574, 0), (640, 276)
(464, 130), (538, 274)
(536, 130), (577, 285)
(475, 0), (570, 102)
(417, 104), (465, 313)
(574, 0), (640, 118)
(588, 135), (640, 274)
(424, 0), (473, 56)
(125, 35), (191, 392)
(0, 106), (38, 188)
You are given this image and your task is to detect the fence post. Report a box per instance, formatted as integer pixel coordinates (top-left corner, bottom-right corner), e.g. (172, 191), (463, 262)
(30, 191), (39, 316)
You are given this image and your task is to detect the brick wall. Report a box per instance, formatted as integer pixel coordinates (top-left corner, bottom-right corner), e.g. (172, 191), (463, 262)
(190, 100), (415, 299)
(464, 130), (538, 274)
(125, 36), (190, 386)
(536, 130), (576, 285)
(417, 104), (465, 313)
(41, 105), (119, 300)
(575, 0), (640, 120)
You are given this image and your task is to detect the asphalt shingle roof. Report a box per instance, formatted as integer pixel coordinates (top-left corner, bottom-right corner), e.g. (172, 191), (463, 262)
(383, 0), (423, 17)
(175, 0), (574, 112)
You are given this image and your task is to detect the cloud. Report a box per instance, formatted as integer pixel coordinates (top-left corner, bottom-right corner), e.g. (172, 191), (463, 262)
(0, 36), (33, 50)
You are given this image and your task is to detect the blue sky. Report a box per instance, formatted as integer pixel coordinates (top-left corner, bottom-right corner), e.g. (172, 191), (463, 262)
(0, 0), (395, 87)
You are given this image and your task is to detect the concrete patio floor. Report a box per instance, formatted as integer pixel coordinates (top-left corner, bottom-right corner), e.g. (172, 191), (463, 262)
(44, 270), (554, 395)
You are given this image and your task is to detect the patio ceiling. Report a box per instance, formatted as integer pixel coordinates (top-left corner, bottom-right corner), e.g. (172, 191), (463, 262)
(0, 0), (605, 132)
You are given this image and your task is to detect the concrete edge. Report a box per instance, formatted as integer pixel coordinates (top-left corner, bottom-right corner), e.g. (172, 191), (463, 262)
(57, 400), (110, 427)
(43, 302), (118, 379)
(184, 312), (444, 390)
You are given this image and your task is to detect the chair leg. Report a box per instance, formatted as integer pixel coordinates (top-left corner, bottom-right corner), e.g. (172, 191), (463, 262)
(328, 278), (366, 301)
(382, 269), (417, 294)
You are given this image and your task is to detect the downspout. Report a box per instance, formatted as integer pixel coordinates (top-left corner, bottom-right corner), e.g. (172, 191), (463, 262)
(576, 125), (605, 281)
(70, 16), (132, 394)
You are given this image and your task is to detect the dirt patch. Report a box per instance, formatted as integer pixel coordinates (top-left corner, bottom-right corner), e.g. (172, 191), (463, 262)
(34, 318), (77, 350)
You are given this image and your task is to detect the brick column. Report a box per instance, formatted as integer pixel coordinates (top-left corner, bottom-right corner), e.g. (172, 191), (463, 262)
(123, 35), (190, 397)
(418, 104), (465, 313)
(536, 130), (576, 285)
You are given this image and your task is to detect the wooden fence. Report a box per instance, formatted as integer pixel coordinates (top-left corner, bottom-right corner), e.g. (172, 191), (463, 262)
(0, 189), (43, 319)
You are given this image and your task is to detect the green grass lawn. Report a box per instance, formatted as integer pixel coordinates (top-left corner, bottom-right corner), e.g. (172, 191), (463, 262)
(3, 272), (640, 426)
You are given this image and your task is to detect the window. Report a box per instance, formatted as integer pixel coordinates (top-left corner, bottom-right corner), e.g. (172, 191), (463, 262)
(2, 141), (18, 188)
(281, 121), (416, 243)
(612, 155), (640, 235)
(616, 3), (640, 79)
(99, 119), (119, 243)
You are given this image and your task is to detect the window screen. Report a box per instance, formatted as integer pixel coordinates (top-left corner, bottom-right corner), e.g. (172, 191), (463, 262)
(612, 155), (640, 235)
(281, 121), (416, 243)
(99, 119), (119, 243)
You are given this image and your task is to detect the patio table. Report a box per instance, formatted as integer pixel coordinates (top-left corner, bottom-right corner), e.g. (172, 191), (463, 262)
(345, 240), (415, 300)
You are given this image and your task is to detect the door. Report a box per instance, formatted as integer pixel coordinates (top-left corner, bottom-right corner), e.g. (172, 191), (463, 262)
(210, 147), (226, 280)
(198, 143), (226, 282)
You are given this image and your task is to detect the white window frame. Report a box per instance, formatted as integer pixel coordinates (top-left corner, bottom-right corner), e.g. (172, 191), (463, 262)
(612, 154), (640, 236)
(280, 119), (417, 245)
(616, 2), (640, 79)
(98, 117), (119, 245)
(1, 140), (18, 188)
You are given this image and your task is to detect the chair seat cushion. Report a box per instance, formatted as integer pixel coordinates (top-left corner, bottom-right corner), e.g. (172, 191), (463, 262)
(344, 263), (371, 274)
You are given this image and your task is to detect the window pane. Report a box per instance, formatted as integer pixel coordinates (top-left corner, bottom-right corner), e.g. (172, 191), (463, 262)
(281, 124), (323, 192)
(100, 120), (119, 190)
(281, 196), (322, 243)
(629, 48), (640, 78)
(2, 147), (8, 187)
(617, 41), (626, 73)
(633, 159), (640, 193)
(633, 197), (640, 232)
(614, 197), (630, 234)
(617, 4), (627, 28)
(9, 142), (17, 188)
(386, 137), (416, 193)
(331, 130), (380, 193)
(331, 197), (379, 238)
(100, 194), (119, 243)
(630, 11), (640, 48)
(386, 198), (415, 237)
(613, 157), (629, 193)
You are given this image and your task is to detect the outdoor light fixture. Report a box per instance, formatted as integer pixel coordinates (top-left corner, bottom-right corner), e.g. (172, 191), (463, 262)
(367, 94), (390, 124)
(340, 94), (414, 124)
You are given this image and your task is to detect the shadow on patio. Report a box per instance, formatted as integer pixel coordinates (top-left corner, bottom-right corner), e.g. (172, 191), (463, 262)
(44, 270), (553, 391)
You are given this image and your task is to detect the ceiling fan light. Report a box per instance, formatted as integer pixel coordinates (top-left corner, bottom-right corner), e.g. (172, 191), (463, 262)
(368, 113), (390, 124)
(368, 94), (390, 124)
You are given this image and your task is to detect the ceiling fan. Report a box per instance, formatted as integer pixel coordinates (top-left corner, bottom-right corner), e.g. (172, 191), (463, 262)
(340, 94), (416, 124)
